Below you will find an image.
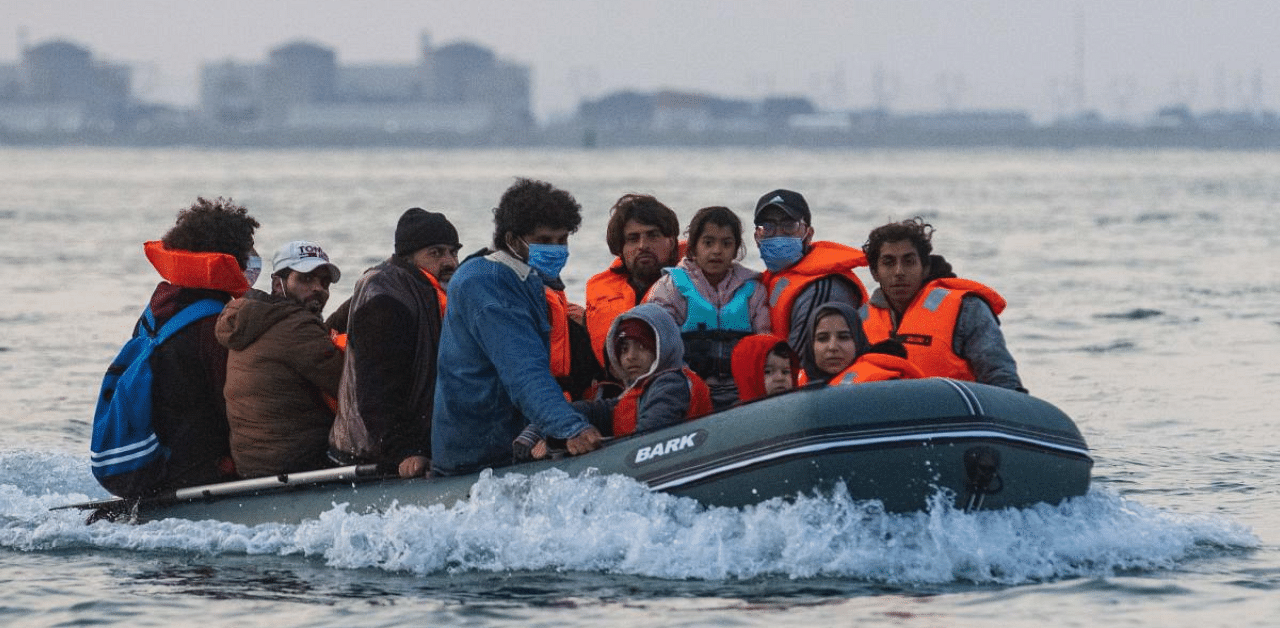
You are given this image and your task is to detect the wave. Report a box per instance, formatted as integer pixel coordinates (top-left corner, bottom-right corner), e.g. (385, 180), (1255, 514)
(1093, 309), (1164, 321)
(1077, 340), (1138, 353)
(0, 449), (1257, 585)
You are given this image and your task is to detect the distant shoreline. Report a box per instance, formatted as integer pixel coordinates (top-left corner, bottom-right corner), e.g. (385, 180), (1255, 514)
(6, 126), (1280, 150)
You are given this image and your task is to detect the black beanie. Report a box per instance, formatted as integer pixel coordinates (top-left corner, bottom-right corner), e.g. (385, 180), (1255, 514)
(395, 208), (460, 256)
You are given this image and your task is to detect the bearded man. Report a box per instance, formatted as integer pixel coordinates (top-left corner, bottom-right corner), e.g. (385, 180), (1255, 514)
(584, 194), (681, 369)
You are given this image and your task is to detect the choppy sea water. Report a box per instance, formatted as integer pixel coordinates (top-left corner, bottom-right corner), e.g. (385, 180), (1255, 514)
(0, 147), (1276, 627)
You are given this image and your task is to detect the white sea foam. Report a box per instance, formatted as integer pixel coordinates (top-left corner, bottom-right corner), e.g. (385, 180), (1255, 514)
(0, 450), (1258, 584)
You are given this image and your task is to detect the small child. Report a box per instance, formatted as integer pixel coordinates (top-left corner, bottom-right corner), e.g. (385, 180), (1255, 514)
(644, 206), (771, 410)
(731, 334), (800, 403)
(584, 304), (713, 437)
(514, 304), (712, 460)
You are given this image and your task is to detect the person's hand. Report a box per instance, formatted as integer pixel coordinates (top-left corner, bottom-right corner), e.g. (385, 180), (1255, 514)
(565, 426), (603, 455)
(513, 426), (542, 461)
(531, 439), (549, 459)
(398, 455), (429, 478)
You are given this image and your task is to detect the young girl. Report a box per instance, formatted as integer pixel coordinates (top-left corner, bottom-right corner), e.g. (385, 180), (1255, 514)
(802, 303), (922, 385)
(645, 206), (771, 410)
(730, 334), (800, 403)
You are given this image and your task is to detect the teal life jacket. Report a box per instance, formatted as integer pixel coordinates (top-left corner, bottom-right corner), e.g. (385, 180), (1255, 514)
(668, 267), (755, 379)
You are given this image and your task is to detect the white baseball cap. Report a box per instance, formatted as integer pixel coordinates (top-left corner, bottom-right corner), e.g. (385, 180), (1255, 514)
(271, 240), (341, 282)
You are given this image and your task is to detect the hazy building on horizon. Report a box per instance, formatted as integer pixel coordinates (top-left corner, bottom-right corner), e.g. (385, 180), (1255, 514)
(3, 36), (1276, 147)
(199, 35), (532, 137)
(576, 89), (820, 135)
(0, 39), (132, 133)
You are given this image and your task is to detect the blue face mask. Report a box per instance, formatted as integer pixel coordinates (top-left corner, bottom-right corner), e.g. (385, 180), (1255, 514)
(758, 237), (805, 272)
(525, 242), (570, 279)
(244, 255), (262, 287)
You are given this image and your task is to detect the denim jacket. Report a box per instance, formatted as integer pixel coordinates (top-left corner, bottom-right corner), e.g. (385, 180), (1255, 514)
(431, 250), (591, 475)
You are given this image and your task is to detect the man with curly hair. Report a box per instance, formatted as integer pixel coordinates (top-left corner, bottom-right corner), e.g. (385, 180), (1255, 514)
(432, 178), (603, 475)
(861, 217), (1024, 391)
(100, 197), (259, 498)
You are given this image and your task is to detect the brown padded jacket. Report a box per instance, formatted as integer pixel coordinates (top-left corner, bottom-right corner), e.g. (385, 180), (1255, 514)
(216, 289), (344, 478)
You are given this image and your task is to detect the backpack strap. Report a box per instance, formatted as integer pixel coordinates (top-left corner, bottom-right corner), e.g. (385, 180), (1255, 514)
(147, 298), (224, 344)
(89, 298), (226, 488)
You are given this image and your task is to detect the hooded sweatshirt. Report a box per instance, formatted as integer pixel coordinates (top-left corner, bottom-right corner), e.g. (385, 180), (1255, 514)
(800, 301), (870, 385)
(573, 303), (712, 436)
(216, 288), (344, 478)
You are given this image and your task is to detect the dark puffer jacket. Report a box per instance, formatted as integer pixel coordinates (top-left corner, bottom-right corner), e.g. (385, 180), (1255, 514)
(216, 289), (343, 478)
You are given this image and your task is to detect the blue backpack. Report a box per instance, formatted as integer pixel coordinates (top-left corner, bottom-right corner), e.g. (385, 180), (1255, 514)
(90, 299), (225, 482)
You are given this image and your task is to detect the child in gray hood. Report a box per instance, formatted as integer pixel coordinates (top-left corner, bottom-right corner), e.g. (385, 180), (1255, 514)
(588, 303), (713, 437)
(513, 304), (711, 459)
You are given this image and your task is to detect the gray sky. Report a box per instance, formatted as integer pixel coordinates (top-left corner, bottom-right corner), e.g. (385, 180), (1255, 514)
(9, 0), (1280, 122)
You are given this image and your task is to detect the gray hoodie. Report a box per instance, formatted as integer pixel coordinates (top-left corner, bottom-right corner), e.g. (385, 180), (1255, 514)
(573, 303), (697, 436)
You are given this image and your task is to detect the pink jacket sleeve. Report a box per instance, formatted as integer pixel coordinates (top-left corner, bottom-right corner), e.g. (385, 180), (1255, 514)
(641, 273), (688, 328)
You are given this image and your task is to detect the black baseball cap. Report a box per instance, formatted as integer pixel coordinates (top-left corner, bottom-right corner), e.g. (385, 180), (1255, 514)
(753, 189), (811, 224)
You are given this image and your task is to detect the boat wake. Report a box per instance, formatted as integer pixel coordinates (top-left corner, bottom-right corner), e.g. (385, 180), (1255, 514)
(0, 449), (1258, 584)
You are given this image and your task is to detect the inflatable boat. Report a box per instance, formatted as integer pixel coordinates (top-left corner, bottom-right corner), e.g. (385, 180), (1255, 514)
(63, 379), (1092, 526)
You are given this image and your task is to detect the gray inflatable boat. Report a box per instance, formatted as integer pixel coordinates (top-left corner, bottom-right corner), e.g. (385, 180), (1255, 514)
(66, 379), (1092, 526)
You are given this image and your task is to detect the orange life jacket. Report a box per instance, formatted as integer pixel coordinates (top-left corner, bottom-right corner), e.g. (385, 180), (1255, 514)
(544, 287), (572, 379)
(585, 258), (641, 366)
(611, 367), (713, 437)
(860, 278), (1005, 381)
(144, 240), (250, 297)
(420, 268), (448, 314)
(760, 241), (868, 340)
(729, 334), (798, 403)
(830, 353), (925, 385)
